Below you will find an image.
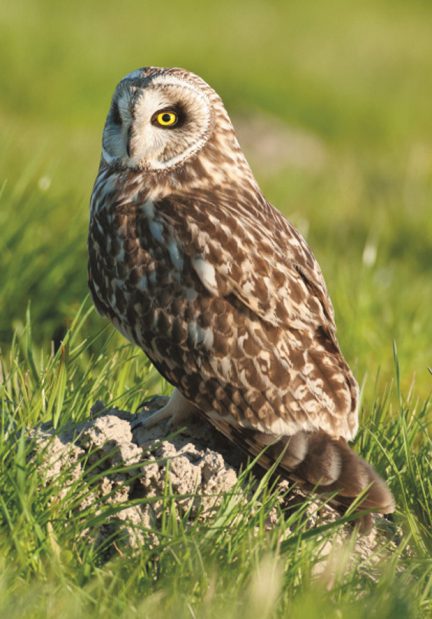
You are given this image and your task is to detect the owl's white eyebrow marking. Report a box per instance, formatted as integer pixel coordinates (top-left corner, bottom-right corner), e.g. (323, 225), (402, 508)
(192, 256), (218, 294)
(151, 75), (209, 100)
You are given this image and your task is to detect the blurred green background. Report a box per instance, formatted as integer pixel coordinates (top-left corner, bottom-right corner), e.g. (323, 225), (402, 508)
(1, 0), (431, 397)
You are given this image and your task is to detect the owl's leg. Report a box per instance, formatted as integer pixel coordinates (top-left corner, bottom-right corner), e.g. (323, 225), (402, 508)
(135, 388), (199, 429)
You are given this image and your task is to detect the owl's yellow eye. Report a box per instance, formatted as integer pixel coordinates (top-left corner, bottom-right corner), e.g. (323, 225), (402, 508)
(153, 110), (178, 128)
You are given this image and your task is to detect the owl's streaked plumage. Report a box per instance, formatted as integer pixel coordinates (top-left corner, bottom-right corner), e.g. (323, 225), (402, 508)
(88, 67), (394, 516)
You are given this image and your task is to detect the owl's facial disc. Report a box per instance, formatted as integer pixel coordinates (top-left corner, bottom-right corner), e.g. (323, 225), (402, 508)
(102, 73), (212, 171)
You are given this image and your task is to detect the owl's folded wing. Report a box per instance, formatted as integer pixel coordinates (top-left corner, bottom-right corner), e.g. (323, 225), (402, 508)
(158, 192), (335, 334)
(149, 193), (359, 441)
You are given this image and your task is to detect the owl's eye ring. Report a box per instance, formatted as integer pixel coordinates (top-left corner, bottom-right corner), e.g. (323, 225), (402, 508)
(151, 109), (179, 128)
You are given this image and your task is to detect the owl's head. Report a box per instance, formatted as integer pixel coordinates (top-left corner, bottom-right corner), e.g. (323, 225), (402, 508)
(101, 67), (231, 172)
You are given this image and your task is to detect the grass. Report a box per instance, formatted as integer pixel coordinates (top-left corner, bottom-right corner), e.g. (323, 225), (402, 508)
(0, 310), (431, 617)
(1, 0), (432, 616)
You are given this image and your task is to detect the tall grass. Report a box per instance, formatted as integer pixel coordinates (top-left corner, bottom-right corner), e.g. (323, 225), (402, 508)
(0, 306), (431, 617)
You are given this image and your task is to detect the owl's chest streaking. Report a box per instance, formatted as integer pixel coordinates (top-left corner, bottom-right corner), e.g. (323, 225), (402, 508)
(88, 188), (216, 371)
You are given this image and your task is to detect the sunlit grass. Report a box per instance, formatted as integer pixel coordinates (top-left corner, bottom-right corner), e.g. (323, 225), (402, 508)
(0, 306), (431, 618)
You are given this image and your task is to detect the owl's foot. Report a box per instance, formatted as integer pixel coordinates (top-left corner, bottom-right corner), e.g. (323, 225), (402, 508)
(133, 389), (198, 430)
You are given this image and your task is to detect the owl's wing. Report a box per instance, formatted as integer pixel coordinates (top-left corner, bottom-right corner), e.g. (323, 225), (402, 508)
(159, 191), (335, 329)
(149, 191), (359, 440)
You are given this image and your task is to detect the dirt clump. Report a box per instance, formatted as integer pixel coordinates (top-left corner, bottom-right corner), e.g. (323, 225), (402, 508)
(32, 397), (399, 568)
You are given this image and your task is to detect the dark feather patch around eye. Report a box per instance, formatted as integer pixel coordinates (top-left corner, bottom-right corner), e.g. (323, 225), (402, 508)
(111, 102), (122, 126)
(151, 104), (187, 129)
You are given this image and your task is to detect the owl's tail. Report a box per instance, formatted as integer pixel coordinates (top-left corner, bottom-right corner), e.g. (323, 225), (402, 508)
(262, 430), (395, 515)
(208, 416), (394, 524)
(223, 419), (395, 528)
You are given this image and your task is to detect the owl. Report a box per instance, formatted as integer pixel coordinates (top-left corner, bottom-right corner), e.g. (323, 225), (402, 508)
(88, 66), (394, 518)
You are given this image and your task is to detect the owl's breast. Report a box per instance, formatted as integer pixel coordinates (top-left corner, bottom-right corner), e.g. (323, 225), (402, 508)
(88, 200), (207, 354)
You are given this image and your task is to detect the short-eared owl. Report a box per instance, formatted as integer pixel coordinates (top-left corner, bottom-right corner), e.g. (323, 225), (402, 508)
(88, 67), (394, 516)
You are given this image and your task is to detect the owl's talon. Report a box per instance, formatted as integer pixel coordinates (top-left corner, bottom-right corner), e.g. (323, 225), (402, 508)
(132, 389), (198, 431)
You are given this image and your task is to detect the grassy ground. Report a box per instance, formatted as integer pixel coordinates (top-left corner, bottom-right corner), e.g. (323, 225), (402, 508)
(0, 0), (431, 616)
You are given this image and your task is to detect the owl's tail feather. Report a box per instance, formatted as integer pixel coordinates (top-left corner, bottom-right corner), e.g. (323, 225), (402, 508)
(263, 430), (395, 515)
(208, 418), (394, 524)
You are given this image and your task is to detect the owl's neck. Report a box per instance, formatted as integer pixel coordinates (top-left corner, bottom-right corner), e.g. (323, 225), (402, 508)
(93, 133), (261, 217)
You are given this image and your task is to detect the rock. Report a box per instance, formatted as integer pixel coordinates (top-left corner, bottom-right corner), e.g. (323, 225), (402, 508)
(30, 398), (400, 566)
